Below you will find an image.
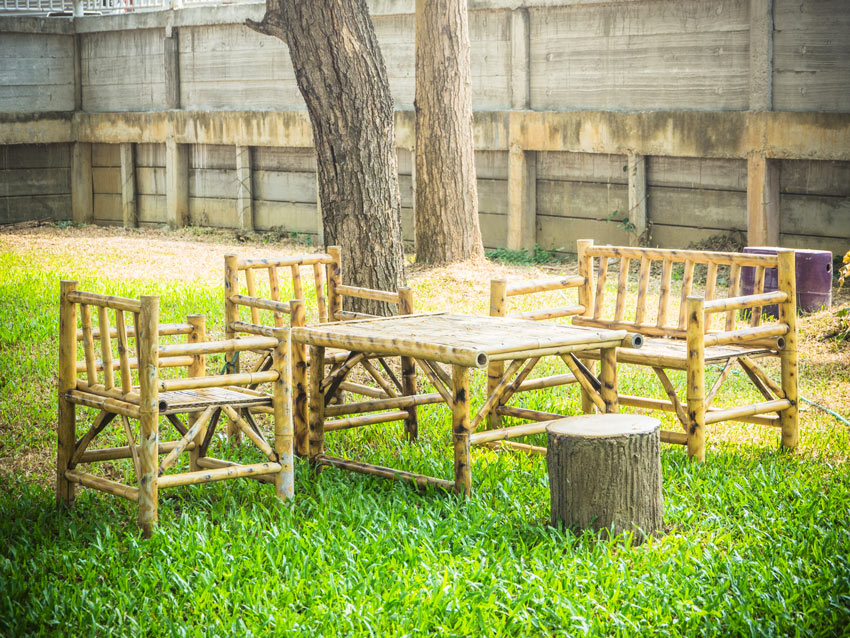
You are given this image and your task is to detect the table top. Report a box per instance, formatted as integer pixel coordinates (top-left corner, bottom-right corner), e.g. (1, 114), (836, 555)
(292, 313), (632, 368)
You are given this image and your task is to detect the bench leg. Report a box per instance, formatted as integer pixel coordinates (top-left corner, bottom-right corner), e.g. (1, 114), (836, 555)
(686, 297), (706, 462)
(599, 347), (618, 414)
(138, 411), (159, 538)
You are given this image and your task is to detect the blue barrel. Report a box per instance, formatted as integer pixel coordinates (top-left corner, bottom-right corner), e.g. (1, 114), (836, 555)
(741, 247), (833, 316)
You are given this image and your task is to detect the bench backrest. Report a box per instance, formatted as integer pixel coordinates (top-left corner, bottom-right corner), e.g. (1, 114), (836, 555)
(573, 240), (786, 339)
(489, 275), (586, 321)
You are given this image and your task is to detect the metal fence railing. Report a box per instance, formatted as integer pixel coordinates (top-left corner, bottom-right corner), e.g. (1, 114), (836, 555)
(0, 0), (255, 14)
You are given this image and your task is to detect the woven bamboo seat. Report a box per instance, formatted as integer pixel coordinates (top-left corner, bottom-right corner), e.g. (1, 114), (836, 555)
(578, 337), (772, 370)
(157, 386), (272, 414)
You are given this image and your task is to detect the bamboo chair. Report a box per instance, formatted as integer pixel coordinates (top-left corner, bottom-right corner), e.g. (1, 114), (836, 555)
(223, 246), (417, 454)
(57, 282), (293, 537)
(489, 240), (798, 461)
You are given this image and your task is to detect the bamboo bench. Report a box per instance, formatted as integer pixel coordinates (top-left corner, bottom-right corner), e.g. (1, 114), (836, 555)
(223, 246), (417, 454)
(490, 240), (799, 461)
(57, 282), (293, 537)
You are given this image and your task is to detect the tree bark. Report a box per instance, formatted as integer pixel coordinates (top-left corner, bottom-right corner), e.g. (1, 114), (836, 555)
(547, 414), (663, 544)
(247, 0), (405, 315)
(414, 0), (484, 264)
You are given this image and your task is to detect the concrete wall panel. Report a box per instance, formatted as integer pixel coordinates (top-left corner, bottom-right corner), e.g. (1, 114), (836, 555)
(0, 33), (74, 112)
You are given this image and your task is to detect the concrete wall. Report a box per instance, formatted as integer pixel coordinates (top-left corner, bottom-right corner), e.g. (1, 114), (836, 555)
(0, 144), (72, 224)
(0, 0), (848, 257)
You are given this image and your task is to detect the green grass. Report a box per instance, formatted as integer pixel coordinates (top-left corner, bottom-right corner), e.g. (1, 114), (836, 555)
(1, 236), (849, 637)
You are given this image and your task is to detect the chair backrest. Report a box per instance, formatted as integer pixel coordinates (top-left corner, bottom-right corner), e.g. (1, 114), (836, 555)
(226, 246), (413, 336)
(59, 282), (205, 398)
(489, 275), (586, 321)
(573, 239), (785, 338)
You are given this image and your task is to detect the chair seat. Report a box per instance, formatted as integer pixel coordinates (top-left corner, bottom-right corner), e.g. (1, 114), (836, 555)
(158, 386), (271, 414)
(578, 337), (773, 370)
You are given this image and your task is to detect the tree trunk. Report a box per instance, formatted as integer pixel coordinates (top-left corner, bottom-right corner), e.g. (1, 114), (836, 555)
(414, 0), (484, 264)
(547, 414), (663, 544)
(247, 0), (405, 315)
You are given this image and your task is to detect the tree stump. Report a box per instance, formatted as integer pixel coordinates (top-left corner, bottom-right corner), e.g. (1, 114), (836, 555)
(546, 414), (663, 543)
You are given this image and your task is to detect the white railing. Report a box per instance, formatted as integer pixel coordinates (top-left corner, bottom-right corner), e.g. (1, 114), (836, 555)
(0, 0), (256, 13)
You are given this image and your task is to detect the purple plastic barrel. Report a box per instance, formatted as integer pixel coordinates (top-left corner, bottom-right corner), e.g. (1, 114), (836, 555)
(741, 247), (833, 316)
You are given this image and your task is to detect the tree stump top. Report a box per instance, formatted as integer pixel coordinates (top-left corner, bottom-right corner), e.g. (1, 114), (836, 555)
(546, 414), (660, 439)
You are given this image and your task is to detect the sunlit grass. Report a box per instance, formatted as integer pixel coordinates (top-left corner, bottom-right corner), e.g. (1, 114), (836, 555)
(0, 232), (848, 637)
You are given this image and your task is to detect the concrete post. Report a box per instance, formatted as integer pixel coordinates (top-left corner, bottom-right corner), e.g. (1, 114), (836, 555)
(747, 152), (780, 246)
(627, 153), (647, 246)
(235, 145), (253, 232)
(749, 0), (774, 111)
(164, 30), (180, 110)
(166, 139), (189, 228)
(73, 34), (83, 111)
(71, 142), (93, 225)
(120, 143), (138, 228)
(510, 8), (530, 110)
(507, 143), (536, 253)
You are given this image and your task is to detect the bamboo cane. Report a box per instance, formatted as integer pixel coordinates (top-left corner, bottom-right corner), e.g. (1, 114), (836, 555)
(137, 294), (159, 537)
(677, 260), (695, 329)
(158, 370), (278, 392)
(316, 455), (454, 491)
(324, 392), (444, 418)
(469, 420), (552, 445)
(495, 405), (564, 421)
(510, 306), (586, 321)
(239, 254), (334, 268)
(576, 239), (594, 318)
(705, 357), (738, 409)
(308, 345), (326, 461)
(58, 281), (78, 507)
(158, 336), (278, 358)
(159, 406), (216, 474)
(290, 300), (309, 457)
(470, 359), (525, 431)
(114, 310), (133, 393)
(585, 245), (778, 267)
(492, 441), (547, 455)
(657, 258), (672, 328)
(65, 390), (140, 418)
(267, 266), (286, 328)
(325, 410), (409, 432)
(617, 394), (780, 427)
(220, 405), (276, 463)
(76, 355), (193, 373)
(290, 264), (303, 303)
(69, 410), (117, 467)
(651, 367), (687, 424)
(685, 296), (706, 462)
(777, 250), (798, 449)
(77, 322), (194, 341)
(327, 246), (342, 318)
(336, 284), (400, 305)
(704, 291), (787, 314)
(739, 355), (785, 399)
(614, 257), (630, 322)
(452, 365), (472, 496)
(593, 256), (609, 318)
(187, 314), (207, 470)
(360, 358), (398, 398)
(599, 346), (618, 414)
(561, 355), (606, 412)
(78, 439), (194, 464)
(96, 306), (114, 390)
(702, 324), (788, 347)
(67, 290), (141, 313)
(271, 327), (294, 500)
(516, 373), (577, 392)
(244, 267), (261, 325)
(336, 381), (388, 399)
(79, 304), (97, 385)
(704, 261), (718, 330)
(313, 263), (328, 323)
(704, 399), (791, 425)
(751, 265), (766, 327)
(121, 415), (141, 479)
(414, 359), (453, 405)
(635, 257), (650, 325)
(725, 263), (741, 331)
(398, 287), (418, 440)
(660, 431), (688, 445)
(506, 276), (585, 296)
(195, 456), (274, 484)
(65, 470), (139, 502)
(156, 462), (282, 489)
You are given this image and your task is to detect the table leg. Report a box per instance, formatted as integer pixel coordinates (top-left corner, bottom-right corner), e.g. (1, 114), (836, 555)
(600, 346), (618, 413)
(401, 355), (418, 441)
(308, 345), (326, 465)
(452, 364), (471, 496)
(292, 338), (308, 457)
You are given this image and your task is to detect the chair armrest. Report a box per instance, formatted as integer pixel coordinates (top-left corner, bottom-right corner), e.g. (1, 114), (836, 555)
(703, 291), (787, 314)
(158, 335), (283, 358)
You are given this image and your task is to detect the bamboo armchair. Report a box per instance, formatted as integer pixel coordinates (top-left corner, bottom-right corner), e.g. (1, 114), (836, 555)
(223, 246), (417, 454)
(57, 282), (292, 537)
(489, 240), (799, 460)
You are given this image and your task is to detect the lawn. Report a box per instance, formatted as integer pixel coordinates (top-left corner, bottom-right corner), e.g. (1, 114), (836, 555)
(1, 225), (849, 637)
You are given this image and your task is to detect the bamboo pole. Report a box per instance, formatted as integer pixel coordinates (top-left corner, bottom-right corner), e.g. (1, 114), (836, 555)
(702, 324), (788, 347)
(66, 291), (141, 313)
(316, 455), (454, 491)
(614, 258), (630, 322)
(452, 365), (472, 496)
(705, 357), (738, 409)
(360, 358), (398, 398)
(704, 261), (718, 330)
(121, 415), (141, 479)
(561, 355), (606, 412)
(651, 367), (687, 423)
(78, 439), (194, 464)
(290, 300), (309, 457)
(470, 358), (526, 431)
(657, 258), (672, 328)
(398, 287), (418, 440)
(80, 304), (97, 385)
(271, 327), (294, 500)
(65, 390), (140, 418)
(327, 246), (342, 318)
(585, 245), (779, 267)
(336, 284), (400, 304)
(240, 254), (334, 269)
(159, 406), (216, 474)
(336, 381), (387, 399)
(77, 322), (194, 341)
(324, 392), (444, 418)
(634, 257), (650, 325)
(325, 410), (409, 432)
(617, 394), (779, 427)
(75, 381), (140, 404)
(58, 281), (78, 507)
(96, 306), (114, 390)
(76, 355), (193, 373)
(267, 266), (285, 328)
(576, 239), (594, 318)
(500, 357), (540, 407)
(65, 470), (139, 502)
(704, 399), (791, 425)
(572, 316), (687, 340)
(492, 441), (547, 455)
(739, 355), (785, 398)
(244, 267), (261, 325)
(195, 456), (274, 484)
(506, 276), (585, 296)
(156, 461), (282, 489)
(726, 263), (741, 331)
(290, 264), (304, 303)
(230, 294), (291, 315)
(220, 405), (276, 462)
(685, 296), (706, 462)
(158, 336), (278, 358)
(137, 294), (160, 537)
(114, 310), (132, 393)
(751, 265), (766, 327)
(187, 314), (206, 471)
(593, 256), (609, 318)
(777, 249), (798, 449)
(599, 346), (618, 414)
(308, 345), (326, 462)
(158, 370), (278, 392)
(415, 359), (453, 405)
(313, 263), (328, 323)
(469, 420), (552, 445)
(704, 291), (787, 314)
(487, 279), (507, 429)
(660, 431), (688, 445)
(516, 373), (577, 392)
(69, 410), (117, 467)
(677, 260), (695, 329)
(224, 254), (241, 444)
(495, 405), (564, 421)
(510, 306), (586, 321)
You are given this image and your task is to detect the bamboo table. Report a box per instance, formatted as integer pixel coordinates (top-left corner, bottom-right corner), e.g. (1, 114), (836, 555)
(291, 313), (639, 494)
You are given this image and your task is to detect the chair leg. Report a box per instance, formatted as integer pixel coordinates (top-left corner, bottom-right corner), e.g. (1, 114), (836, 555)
(272, 333), (294, 500)
(56, 398), (76, 508)
(138, 411), (159, 537)
(686, 297), (706, 462)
